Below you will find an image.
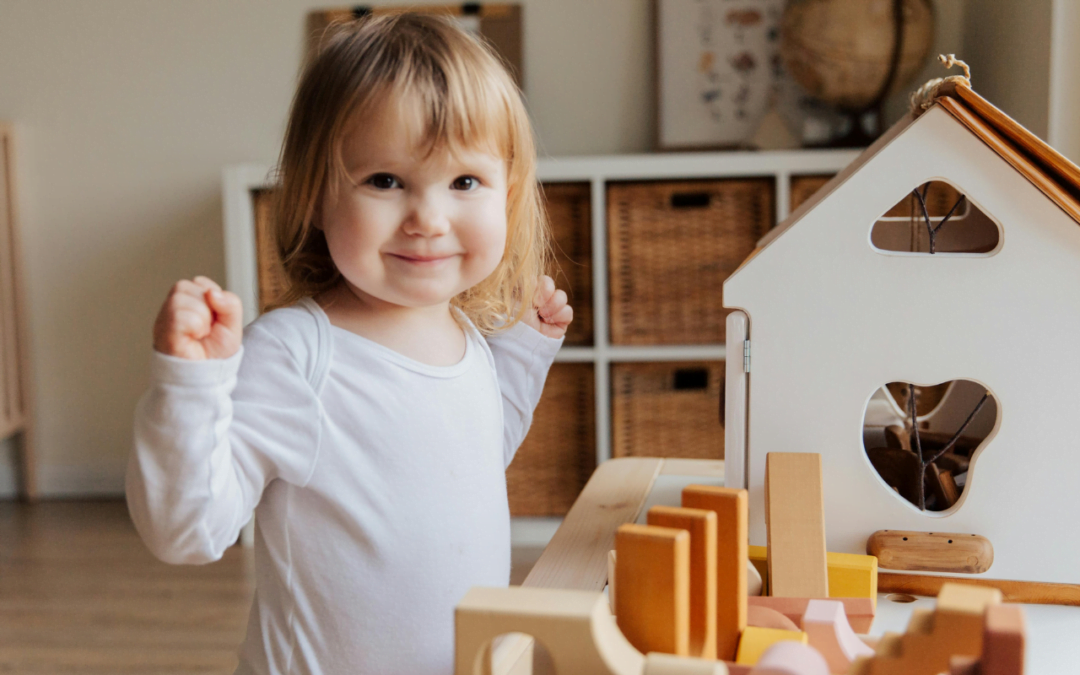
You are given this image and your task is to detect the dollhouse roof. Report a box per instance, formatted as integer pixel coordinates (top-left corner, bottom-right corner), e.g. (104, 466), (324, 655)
(756, 83), (1080, 254)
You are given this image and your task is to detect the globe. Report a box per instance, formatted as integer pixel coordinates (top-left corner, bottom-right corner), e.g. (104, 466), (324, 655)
(780, 0), (934, 113)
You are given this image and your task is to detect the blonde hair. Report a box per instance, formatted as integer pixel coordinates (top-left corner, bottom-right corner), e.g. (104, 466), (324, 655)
(269, 12), (550, 334)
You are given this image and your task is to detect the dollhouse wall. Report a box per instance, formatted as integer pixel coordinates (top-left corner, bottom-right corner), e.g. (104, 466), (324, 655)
(724, 105), (1080, 584)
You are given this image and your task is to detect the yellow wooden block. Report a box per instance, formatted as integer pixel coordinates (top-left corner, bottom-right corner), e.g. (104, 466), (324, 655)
(827, 551), (878, 611)
(748, 545), (877, 609)
(735, 626), (808, 665)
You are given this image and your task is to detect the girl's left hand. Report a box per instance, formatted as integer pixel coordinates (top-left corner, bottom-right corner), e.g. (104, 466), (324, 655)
(527, 274), (573, 339)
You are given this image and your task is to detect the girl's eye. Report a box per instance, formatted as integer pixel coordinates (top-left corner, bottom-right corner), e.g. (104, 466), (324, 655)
(367, 174), (400, 190)
(451, 176), (480, 191)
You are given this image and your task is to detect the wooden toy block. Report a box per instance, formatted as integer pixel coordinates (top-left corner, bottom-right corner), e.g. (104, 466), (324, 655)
(799, 599), (873, 673)
(615, 523), (691, 656)
(749, 545), (768, 595)
(867, 530), (994, 574)
(735, 626), (807, 666)
(750, 547), (877, 608)
(853, 583), (1001, 675)
(748, 641), (830, 675)
(747, 606), (799, 632)
(747, 563), (763, 597)
(764, 453), (828, 599)
(648, 505), (719, 659)
(948, 656), (979, 675)
(824, 552), (877, 611)
(608, 550), (616, 614)
(455, 586), (645, 675)
(747, 597), (875, 634)
(681, 485), (748, 661)
(641, 653), (729, 675)
(981, 604), (1025, 675)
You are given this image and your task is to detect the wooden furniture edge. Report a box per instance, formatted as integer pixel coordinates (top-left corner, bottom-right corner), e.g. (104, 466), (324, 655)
(953, 83), (1080, 190)
(936, 97), (1080, 223)
(0, 124), (34, 501)
(879, 572), (1080, 606)
(521, 457), (664, 591)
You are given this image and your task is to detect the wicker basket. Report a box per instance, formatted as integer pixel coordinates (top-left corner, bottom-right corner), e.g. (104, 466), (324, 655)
(607, 179), (773, 345)
(611, 361), (724, 460)
(790, 175), (964, 218)
(507, 363), (596, 517)
(543, 182), (593, 346)
(790, 174), (833, 213)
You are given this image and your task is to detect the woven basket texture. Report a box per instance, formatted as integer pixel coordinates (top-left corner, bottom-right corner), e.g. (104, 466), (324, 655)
(607, 179), (773, 344)
(611, 361), (724, 460)
(543, 182), (593, 346)
(507, 362), (596, 516)
(790, 175), (963, 218)
(789, 174), (833, 213)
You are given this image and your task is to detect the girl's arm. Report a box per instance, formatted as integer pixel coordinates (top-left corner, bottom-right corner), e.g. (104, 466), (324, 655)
(487, 275), (571, 467)
(127, 278), (321, 564)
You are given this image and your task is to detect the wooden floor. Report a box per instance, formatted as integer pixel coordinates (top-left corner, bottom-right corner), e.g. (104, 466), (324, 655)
(0, 500), (254, 675)
(0, 500), (543, 674)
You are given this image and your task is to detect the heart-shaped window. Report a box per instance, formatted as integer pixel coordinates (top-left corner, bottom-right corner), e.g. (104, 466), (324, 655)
(863, 379), (998, 512)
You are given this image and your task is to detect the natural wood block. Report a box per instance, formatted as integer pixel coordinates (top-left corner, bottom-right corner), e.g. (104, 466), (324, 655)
(681, 485), (748, 660)
(765, 453), (829, 599)
(747, 596), (875, 634)
(734, 626), (807, 666)
(981, 604), (1025, 675)
(647, 505), (718, 660)
(868, 530), (994, 575)
(615, 523), (691, 656)
(861, 584), (999, 675)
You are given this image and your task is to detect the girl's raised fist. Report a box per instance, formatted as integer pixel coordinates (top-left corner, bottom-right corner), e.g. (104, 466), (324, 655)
(153, 276), (243, 360)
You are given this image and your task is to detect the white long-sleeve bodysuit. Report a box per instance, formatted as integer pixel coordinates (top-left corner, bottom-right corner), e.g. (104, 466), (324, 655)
(126, 298), (563, 675)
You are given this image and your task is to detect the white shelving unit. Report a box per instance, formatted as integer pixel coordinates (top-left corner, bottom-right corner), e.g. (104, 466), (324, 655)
(223, 149), (859, 547)
(532, 150), (858, 467)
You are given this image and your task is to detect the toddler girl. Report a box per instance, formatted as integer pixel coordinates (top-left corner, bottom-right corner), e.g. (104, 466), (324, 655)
(127, 14), (571, 675)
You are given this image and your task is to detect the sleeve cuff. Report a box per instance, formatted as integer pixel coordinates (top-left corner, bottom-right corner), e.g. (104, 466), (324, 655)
(494, 319), (565, 358)
(149, 347), (244, 387)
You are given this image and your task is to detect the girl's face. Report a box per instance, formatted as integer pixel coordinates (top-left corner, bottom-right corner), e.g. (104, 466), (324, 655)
(320, 101), (508, 311)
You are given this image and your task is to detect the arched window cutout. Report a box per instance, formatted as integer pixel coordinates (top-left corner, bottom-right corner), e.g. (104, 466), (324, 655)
(863, 380), (998, 514)
(870, 181), (1001, 255)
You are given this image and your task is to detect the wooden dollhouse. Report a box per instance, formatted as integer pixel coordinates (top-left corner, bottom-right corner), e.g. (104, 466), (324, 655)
(723, 74), (1080, 587)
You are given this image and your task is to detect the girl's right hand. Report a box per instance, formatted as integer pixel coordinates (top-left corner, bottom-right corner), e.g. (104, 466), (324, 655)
(153, 276), (243, 360)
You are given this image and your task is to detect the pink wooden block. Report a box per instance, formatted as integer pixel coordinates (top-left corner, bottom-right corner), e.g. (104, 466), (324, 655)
(800, 599), (874, 674)
(982, 604), (1025, 675)
(747, 596), (875, 633)
(748, 641), (830, 675)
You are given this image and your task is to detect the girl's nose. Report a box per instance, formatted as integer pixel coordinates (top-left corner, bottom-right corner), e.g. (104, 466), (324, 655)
(403, 197), (451, 237)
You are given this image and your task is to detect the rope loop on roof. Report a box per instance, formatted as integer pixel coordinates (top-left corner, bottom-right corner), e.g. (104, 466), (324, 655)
(909, 54), (973, 117)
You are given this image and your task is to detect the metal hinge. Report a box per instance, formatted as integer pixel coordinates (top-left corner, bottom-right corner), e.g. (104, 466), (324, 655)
(743, 339), (751, 373)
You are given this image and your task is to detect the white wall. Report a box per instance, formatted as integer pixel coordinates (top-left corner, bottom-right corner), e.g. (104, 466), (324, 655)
(0, 0), (658, 497)
(1049, 0), (1080, 160)
(0, 0), (1045, 497)
(962, 0), (1053, 140)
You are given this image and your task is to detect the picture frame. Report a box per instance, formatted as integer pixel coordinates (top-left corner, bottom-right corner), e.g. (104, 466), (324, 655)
(655, 0), (785, 151)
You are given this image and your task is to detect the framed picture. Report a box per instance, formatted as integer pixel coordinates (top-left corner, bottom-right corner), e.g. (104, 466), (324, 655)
(656, 0), (785, 150)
